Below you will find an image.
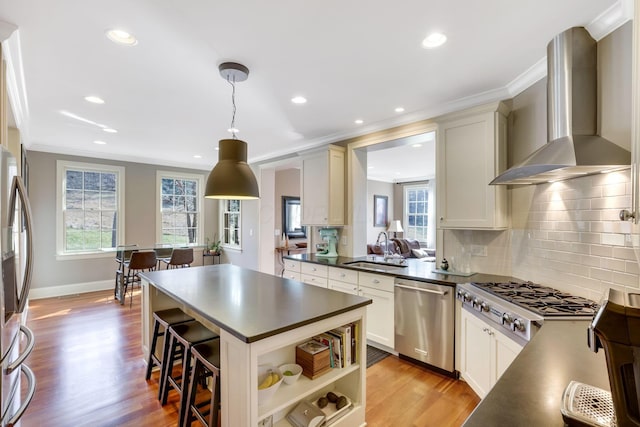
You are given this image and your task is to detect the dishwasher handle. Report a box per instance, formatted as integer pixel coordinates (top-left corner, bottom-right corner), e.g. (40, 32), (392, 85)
(395, 282), (448, 296)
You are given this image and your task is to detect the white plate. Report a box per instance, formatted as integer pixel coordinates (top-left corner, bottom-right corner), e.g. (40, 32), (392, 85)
(311, 391), (352, 425)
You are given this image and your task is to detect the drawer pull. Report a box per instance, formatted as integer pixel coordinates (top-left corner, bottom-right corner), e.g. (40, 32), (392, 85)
(373, 279), (380, 284)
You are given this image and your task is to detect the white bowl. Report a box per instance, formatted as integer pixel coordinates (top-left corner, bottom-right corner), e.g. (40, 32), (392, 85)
(258, 365), (283, 405)
(279, 363), (303, 385)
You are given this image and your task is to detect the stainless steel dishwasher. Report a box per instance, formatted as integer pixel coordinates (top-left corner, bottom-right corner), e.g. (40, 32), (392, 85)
(394, 278), (455, 374)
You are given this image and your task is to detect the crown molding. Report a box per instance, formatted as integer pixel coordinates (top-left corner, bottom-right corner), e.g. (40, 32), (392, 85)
(2, 28), (30, 143)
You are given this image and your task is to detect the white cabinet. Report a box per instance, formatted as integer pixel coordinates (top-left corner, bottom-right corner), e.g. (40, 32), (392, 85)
(283, 260), (301, 282)
(301, 145), (345, 226)
(301, 262), (328, 288)
(459, 309), (523, 398)
(328, 267), (358, 295)
(358, 272), (394, 348)
(436, 101), (509, 229)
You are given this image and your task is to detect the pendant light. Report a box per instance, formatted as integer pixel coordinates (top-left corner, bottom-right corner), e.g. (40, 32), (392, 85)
(205, 62), (260, 199)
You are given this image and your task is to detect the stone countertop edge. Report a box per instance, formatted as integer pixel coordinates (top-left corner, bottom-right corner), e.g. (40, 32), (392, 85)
(283, 253), (518, 286)
(140, 264), (372, 344)
(462, 319), (610, 426)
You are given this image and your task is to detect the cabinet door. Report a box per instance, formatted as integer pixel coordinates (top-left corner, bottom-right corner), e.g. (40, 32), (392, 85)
(436, 103), (508, 229)
(492, 327), (523, 384)
(328, 280), (358, 295)
(301, 146), (345, 226)
(359, 286), (394, 349)
(460, 309), (492, 398)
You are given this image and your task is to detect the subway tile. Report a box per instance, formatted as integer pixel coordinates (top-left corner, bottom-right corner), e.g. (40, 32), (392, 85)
(581, 255), (601, 267)
(590, 268), (613, 282)
(591, 195), (631, 210)
(602, 183), (627, 197)
(561, 232), (580, 242)
(613, 247), (637, 260)
(600, 258), (625, 272)
(593, 170), (630, 186)
(626, 260), (639, 275)
(601, 233), (625, 246)
(580, 233), (601, 244)
(591, 245), (613, 257)
(612, 271), (639, 287)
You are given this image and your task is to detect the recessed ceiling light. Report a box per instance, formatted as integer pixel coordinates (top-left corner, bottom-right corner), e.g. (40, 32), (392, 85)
(354, 119), (364, 125)
(93, 140), (107, 145)
(395, 107), (405, 113)
(412, 143), (422, 148)
(422, 32), (447, 49)
(103, 128), (117, 133)
(368, 166), (374, 169)
(227, 127), (239, 134)
(105, 29), (138, 46)
(215, 147), (219, 151)
(84, 96), (105, 104)
(291, 96), (307, 104)
(193, 155), (202, 159)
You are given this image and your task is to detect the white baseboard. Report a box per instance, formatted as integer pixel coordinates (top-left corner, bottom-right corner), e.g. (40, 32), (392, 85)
(30, 279), (113, 300)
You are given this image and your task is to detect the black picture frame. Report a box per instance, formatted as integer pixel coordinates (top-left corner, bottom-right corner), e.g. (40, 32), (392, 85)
(374, 195), (388, 227)
(282, 196), (306, 238)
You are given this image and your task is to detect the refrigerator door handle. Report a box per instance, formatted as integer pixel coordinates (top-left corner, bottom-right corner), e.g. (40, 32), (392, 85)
(6, 325), (35, 375)
(4, 364), (36, 427)
(8, 176), (34, 314)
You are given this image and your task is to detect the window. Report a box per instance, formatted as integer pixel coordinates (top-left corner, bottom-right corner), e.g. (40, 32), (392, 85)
(158, 172), (204, 246)
(220, 199), (241, 249)
(57, 161), (125, 257)
(282, 196), (305, 238)
(403, 184), (429, 244)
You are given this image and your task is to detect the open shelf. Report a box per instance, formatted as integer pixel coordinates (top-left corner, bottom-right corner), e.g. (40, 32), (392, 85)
(258, 364), (360, 420)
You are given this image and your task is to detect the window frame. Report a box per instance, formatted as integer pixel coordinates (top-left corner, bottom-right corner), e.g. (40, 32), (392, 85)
(56, 160), (126, 260)
(156, 171), (205, 247)
(402, 183), (430, 246)
(219, 199), (242, 251)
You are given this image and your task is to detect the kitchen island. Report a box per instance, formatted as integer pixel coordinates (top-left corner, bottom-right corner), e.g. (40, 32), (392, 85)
(139, 264), (371, 427)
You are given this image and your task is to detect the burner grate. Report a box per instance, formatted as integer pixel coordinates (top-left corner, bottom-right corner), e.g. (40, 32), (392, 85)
(471, 281), (598, 317)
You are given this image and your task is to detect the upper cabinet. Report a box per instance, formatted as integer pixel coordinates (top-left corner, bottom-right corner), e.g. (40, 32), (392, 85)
(301, 145), (345, 226)
(436, 101), (510, 230)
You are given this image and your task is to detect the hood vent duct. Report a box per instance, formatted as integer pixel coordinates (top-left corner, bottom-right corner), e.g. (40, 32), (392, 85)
(490, 27), (630, 185)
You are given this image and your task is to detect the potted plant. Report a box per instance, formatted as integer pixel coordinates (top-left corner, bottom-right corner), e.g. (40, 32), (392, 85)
(209, 236), (222, 255)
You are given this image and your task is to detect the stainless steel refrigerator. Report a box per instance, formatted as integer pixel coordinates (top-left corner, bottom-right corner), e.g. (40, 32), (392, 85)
(0, 146), (35, 427)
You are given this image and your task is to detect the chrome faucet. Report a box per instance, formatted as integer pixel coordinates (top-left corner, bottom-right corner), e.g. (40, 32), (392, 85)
(376, 231), (392, 261)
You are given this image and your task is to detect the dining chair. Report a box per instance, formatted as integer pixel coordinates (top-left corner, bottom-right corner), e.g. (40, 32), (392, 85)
(114, 244), (138, 300)
(161, 248), (194, 269)
(124, 250), (157, 307)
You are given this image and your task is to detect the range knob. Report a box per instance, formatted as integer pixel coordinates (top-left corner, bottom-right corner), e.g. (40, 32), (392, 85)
(456, 289), (465, 300)
(464, 292), (472, 303)
(512, 318), (525, 332)
(472, 297), (481, 310)
(480, 301), (490, 312)
(502, 313), (513, 325)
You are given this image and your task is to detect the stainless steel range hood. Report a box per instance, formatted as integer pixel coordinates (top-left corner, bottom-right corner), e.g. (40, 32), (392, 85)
(490, 27), (630, 185)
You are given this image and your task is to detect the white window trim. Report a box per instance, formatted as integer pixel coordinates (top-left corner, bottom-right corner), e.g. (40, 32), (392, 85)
(402, 182), (434, 248)
(156, 170), (205, 246)
(56, 160), (126, 260)
(219, 200), (242, 251)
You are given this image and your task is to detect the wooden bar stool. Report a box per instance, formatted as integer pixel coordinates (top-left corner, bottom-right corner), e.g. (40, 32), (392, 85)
(159, 321), (219, 420)
(145, 308), (195, 381)
(183, 340), (221, 427)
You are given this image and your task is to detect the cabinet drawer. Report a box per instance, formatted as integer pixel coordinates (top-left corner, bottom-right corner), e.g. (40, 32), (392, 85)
(301, 274), (328, 288)
(358, 272), (394, 292)
(328, 267), (358, 283)
(328, 279), (358, 295)
(301, 263), (328, 277)
(283, 259), (301, 272)
(283, 272), (301, 282)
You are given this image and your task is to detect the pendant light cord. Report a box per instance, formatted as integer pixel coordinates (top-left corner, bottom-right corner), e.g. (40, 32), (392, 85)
(227, 77), (238, 139)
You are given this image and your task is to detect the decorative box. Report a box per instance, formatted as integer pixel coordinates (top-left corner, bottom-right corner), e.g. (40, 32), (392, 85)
(296, 341), (331, 379)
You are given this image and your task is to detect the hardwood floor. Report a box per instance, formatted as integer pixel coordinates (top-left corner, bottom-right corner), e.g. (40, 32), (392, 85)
(21, 290), (479, 426)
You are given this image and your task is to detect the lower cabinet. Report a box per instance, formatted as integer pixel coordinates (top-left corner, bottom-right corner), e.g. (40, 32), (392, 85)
(301, 263), (328, 288)
(358, 285), (394, 348)
(459, 308), (523, 398)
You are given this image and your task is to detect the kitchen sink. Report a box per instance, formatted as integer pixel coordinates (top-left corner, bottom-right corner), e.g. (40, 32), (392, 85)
(343, 261), (408, 273)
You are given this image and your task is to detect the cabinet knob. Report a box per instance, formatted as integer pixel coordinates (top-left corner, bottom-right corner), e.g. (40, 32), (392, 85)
(440, 217), (444, 221)
(373, 279), (380, 284)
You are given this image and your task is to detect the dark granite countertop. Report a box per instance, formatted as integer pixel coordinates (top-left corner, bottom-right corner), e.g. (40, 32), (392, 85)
(140, 264), (371, 343)
(284, 253), (516, 286)
(463, 320), (610, 426)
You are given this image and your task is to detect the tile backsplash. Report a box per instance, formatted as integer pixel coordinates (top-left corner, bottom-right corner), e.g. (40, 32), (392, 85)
(443, 170), (639, 301)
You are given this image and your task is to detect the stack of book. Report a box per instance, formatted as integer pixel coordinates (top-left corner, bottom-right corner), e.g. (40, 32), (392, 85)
(312, 322), (358, 369)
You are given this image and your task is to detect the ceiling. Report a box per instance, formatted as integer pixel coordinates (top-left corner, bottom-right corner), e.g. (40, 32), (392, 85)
(0, 0), (627, 171)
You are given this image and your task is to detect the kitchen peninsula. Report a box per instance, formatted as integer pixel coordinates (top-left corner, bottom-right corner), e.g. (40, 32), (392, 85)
(139, 264), (371, 427)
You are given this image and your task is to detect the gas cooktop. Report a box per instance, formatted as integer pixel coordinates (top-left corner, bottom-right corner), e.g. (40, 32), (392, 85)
(469, 281), (599, 317)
